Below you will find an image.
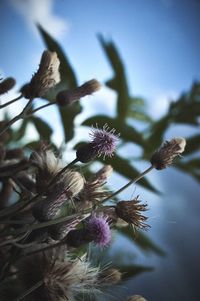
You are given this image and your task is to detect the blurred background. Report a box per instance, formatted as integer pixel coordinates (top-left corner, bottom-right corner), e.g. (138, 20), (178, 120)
(0, 0), (200, 300)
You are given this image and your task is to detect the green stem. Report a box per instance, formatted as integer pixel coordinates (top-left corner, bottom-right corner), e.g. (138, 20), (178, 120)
(101, 165), (154, 203)
(25, 101), (56, 118)
(0, 98), (33, 136)
(13, 280), (44, 301)
(0, 94), (23, 109)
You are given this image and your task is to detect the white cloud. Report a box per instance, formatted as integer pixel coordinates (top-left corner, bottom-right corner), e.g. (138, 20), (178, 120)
(9, 0), (68, 38)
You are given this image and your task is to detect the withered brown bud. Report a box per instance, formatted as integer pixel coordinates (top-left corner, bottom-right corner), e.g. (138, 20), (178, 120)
(150, 137), (186, 170)
(127, 295), (148, 301)
(0, 77), (16, 95)
(56, 79), (101, 106)
(115, 197), (149, 230)
(99, 268), (122, 285)
(23, 50), (60, 99)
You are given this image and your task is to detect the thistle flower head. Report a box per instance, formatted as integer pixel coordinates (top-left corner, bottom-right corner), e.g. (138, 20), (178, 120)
(86, 214), (112, 247)
(56, 79), (101, 107)
(115, 197), (149, 230)
(76, 124), (119, 163)
(0, 77), (16, 95)
(23, 50), (60, 99)
(150, 137), (186, 170)
(90, 124), (119, 158)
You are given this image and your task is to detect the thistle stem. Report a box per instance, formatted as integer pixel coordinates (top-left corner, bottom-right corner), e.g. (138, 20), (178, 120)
(101, 165), (154, 203)
(13, 280), (44, 301)
(0, 98), (33, 136)
(25, 101), (56, 117)
(0, 94), (23, 109)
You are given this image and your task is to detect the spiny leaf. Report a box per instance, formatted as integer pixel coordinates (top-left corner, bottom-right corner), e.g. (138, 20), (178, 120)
(37, 24), (82, 142)
(98, 34), (130, 123)
(29, 116), (53, 141)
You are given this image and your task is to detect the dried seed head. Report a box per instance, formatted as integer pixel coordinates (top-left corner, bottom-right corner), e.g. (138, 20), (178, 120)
(76, 124), (119, 163)
(0, 77), (16, 95)
(86, 214), (112, 247)
(150, 137), (186, 170)
(56, 79), (101, 106)
(127, 295), (148, 301)
(23, 50), (60, 99)
(115, 197), (149, 230)
(33, 170), (84, 221)
(99, 268), (122, 285)
(19, 250), (101, 301)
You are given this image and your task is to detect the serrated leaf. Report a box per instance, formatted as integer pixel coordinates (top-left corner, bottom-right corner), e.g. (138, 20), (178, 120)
(29, 116), (52, 141)
(37, 25), (82, 142)
(97, 154), (159, 194)
(98, 34), (130, 123)
(116, 225), (165, 256)
(82, 115), (145, 147)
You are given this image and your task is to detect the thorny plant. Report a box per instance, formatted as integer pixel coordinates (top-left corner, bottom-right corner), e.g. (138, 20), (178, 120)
(0, 51), (186, 301)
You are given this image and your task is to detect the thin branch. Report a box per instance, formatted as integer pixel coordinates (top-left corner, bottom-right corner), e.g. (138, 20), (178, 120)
(0, 94), (23, 109)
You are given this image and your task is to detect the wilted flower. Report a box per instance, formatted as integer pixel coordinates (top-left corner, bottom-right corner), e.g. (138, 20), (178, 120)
(150, 137), (186, 170)
(18, 250), (101, 301)
(56, 79), (101, 106)
(76, 124), (119, 163)
(115, 197), (149, 230)
(0, 77), (16, 95)
(22, 50), (60, 99)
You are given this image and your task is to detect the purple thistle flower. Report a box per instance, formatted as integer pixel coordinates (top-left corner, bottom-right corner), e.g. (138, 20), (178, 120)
(90, 124), (119, 158)
(86, 214), (111, 247)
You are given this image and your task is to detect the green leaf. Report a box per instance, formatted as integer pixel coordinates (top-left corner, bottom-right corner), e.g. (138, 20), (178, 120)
(98, 34), (130, 123)
(37, 25), (82, 142)
(116, 264), (153, 280)
(12, 119), (28, 142)
(97, 154), (159, 194)
(29, 116), (53, 141)
(116, 225), (165, 256)
(82, 115), (145, 147)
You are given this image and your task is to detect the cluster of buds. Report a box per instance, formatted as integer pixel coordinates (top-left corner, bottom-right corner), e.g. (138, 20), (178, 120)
(0, 48), (187, 301)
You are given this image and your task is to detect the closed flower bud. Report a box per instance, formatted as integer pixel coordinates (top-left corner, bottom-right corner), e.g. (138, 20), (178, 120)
(127, 295), (148, 301)
(150, 137), (186, 170)
(56, 79), (101, 106)
(115, 197), (149, 230)
(23, 50), (60, 99)
(0, 77), (16, 95)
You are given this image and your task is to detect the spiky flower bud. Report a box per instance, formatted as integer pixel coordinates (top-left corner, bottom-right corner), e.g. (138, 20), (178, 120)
(127, 295), (148, 301)
(76, 124), (119, 163)
(115, 197), (149, 230)
(99, 268), (122, 285)
(56, 79), (101, 106)
(0, 77), (16, 95)
(22, 50), (60, 99)
(150, 137), (186, 170)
